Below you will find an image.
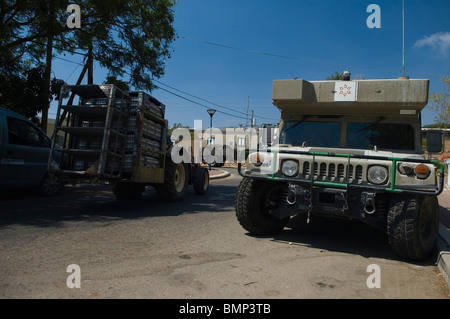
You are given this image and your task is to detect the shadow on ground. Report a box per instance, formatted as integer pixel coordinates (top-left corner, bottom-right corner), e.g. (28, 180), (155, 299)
(247, 213), (439, 266)
(0, 182), (236, 228)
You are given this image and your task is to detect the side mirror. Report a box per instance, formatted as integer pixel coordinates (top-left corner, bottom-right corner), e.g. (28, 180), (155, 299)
(426, 131), (443, 153)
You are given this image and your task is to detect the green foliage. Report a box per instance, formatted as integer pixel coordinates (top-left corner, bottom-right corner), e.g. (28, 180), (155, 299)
(71, 0), (176, 91)
(428, 76), (449, 128)
(423, 123), (449, 129)
(168, 123), (190, 136)
(0, 0), (176, 121)
(104, 75), (130, 92)
(0, 66), (64, 124)
(326, 71), (343, 80)
(0, 0), (68, 71)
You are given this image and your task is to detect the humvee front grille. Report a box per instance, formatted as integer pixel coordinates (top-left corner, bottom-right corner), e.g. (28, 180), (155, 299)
(240, 150), (445, 196)
(302, 161), (364, 183)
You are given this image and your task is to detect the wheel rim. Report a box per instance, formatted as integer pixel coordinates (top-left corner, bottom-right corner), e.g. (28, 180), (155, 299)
(42, 175), (60, 194)
(174, 164), (186, 193)
(261, 185), (282, 216)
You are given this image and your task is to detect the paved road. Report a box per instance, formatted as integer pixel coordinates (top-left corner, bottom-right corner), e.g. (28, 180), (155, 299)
(0, 168), (449, 299)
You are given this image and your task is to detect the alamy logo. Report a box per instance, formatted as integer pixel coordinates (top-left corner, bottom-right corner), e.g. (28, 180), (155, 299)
(366, 264), (381, 288)
(66, 264), (81, 288)
(366, 4), (381, 29)
(66, 4), (81, 29)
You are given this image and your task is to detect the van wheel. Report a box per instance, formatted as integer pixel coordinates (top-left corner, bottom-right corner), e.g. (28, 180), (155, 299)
(387, 195), (439, 261)
(40, 173), (63, 197)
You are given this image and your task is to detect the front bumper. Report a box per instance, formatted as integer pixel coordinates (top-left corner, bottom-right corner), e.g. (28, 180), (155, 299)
(238, 149), (445, 197)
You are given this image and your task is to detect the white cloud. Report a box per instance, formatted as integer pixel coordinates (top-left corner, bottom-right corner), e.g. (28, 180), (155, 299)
(414, 31), (450, 57)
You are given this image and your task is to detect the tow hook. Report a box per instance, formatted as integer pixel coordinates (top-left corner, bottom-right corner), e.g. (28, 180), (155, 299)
(286, 183), (309, 205)
(362, 192), (376, 215)
(286, 184), (298, 205)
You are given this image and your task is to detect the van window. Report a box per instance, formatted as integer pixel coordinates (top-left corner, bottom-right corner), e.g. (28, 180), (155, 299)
(7, 116), (50, 147)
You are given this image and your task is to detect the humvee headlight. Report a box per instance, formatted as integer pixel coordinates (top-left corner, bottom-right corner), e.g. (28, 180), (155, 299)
(398, 162), (430, 179)
(249, 152), (264, 166)
(367, 166), (388, 185)
(281, 160), (299, 177)
(398, 162), (414, 175)
(414, 164), (430, 179)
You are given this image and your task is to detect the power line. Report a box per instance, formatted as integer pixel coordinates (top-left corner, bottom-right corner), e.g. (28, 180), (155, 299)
(154, 85), (248, 120)
(63, 63), (81, 83)
(49, 42), (285, 123)
(117, 67), (265, 121)
(154, 80), (247, 116)
(182, 36), (444, 78)
(153, 79), (278, 122)
(54, 56), (85, 66)
(183, 36), (301, 62)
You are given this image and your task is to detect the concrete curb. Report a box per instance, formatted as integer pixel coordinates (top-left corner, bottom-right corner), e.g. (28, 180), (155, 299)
(208, 169), (231, 180)
(437, 223), (450, 289)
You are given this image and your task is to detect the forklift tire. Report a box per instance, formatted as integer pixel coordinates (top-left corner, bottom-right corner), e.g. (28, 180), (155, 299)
(193, 167), (209, 195)
(156, 159), (188, 202)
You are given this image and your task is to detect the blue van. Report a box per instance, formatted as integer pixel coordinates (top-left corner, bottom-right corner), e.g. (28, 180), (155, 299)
(0, 107), (63, 196)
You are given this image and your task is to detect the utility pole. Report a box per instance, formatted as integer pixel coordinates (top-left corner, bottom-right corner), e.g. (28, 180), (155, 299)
(42, 33), (53, 132)
(88, 42), (94, 84)
(246, 96), (250, 127)
(41, 2), (55, 132)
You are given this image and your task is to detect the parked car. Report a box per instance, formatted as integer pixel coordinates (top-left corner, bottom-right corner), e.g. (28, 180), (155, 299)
(0, 107), (63, 196)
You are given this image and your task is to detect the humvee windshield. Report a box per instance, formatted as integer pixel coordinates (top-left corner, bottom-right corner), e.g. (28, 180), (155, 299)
(280, 120), (415, 151)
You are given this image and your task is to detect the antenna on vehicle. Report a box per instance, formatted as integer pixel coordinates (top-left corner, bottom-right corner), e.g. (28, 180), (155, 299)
(399, 0), (410, 80)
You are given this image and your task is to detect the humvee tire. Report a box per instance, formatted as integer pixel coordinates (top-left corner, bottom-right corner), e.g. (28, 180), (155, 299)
(156, 159), (188, 202)
(113, 182), (145, 200)
(193, 167), (209, 195)
(235, 177), (289, 235)
(387, 195), (439, 261)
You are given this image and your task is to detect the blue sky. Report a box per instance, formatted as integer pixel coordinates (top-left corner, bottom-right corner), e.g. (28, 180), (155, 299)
(51, 0), (450, 128)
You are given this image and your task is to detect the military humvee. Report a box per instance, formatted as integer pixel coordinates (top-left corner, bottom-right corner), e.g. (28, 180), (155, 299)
(235, 73), (445, 261)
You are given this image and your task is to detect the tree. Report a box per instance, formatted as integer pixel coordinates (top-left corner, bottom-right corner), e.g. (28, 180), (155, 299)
(1, 0), (70, 129)
(168, 123), (190, 137)
(0, 65), (64, 124)
(70, 0), (176, 91)
(428, 76), (450, 128)
(104, 75), (130, 92)
(0, 0), (176, 129)
(326, 71), (343, 80)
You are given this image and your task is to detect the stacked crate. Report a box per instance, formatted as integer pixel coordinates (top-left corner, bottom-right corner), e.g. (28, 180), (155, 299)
(123, 92), (166, 172)
(51, 84), (168, 182)
(55, 84), (130, 176)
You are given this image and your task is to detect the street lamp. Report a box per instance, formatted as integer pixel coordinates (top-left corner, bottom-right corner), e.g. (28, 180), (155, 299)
(207, 109), (216, 171)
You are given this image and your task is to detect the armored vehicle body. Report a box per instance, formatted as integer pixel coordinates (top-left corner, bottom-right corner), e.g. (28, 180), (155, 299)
(236, 75), (444, 261)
